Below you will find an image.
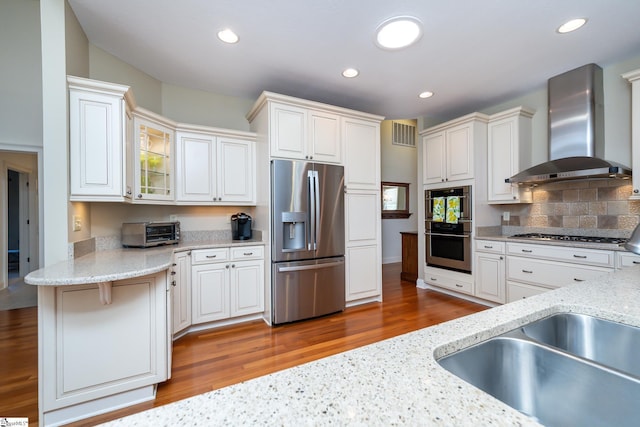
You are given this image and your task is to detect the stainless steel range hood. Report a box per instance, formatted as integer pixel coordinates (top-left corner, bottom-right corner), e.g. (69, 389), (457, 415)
(508, 63), (631, 185)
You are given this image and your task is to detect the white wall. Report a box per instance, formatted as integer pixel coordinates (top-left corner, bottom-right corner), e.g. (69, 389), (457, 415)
(380, 119), (418, 264)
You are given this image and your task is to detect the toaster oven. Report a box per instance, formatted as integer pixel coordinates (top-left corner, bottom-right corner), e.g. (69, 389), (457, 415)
(122, 221), (180, 248)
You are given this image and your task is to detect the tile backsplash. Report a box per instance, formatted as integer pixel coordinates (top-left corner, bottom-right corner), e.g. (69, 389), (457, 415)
(500, 180), (640, 234)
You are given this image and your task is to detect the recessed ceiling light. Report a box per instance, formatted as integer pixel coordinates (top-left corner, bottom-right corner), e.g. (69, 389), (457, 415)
(419, 91), (434, 99)
(217, 29), (239, 44)
(375, 16), (423, 50)
(342, 68), (359, 78)
(557, 18), (587, 34)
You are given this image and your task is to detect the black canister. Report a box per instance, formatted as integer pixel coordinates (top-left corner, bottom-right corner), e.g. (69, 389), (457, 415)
(231, 213), (252, 240)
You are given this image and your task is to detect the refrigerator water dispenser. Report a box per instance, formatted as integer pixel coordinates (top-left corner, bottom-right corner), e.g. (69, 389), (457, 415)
(281, 211), (307, 251)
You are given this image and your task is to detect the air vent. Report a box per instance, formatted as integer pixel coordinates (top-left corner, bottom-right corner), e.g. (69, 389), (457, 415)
(392, 121), (416, 147)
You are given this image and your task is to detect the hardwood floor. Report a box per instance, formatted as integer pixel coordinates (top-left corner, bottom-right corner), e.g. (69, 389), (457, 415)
(0, 263), (487, 426)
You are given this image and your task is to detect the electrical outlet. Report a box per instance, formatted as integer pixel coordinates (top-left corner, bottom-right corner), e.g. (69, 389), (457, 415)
(73, 215), (82, 231)
(169, 214), (178, 222)
(502, 211), (510, 221)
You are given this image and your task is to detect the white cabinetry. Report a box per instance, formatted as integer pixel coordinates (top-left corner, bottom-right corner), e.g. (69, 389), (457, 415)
(191, 246), (264, 324)
(175, 126), (255, 204)
(343, 118), (382, 303)
(616, 251), (640, 269)
(268, 101), (341, 163)
(171, 251), (191, 336)
(623, 68), (640, 199)
(424, 265), (473, 295)
(421, 114), (488, 185)
(39, 273), (168, 425)
(68, 76), (135, 202)
(487, 107), (534, 203)
(474, 240), (506, 303)
(132, 109), (175, 203)
(506, 242), (614, 302)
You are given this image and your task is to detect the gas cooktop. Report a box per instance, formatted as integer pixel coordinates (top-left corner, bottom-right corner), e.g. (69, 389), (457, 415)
(509, 233), (628, 245)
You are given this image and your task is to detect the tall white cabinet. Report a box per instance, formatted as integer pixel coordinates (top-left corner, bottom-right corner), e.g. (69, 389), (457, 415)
(247, 92), (384, 314)
(623, 68), (640, 199)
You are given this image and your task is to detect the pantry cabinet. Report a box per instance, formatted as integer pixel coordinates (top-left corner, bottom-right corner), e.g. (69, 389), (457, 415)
(191, 246), (264, 324)
(132, 109), (175, 203)
(487, 107), (534, 203)
(421, 113), (488, 186)
(175, 127), (255, 204)
(68, 76), (135, 202)
(269, 101), (342, 163)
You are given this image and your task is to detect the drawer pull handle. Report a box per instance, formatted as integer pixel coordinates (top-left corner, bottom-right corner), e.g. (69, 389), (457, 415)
(573, 255), (587, 259)
(574, 278), (585, 282)
(484, 245), (493, 249)
(455, 284), (463, 288)
(522, 269), (533, 274)
(430, 277), (437, 281)
(243, 252), (253, 256)
(633, 261), (640, 265)
(206, 255), (217, 258)
(521, 249), (533, 253)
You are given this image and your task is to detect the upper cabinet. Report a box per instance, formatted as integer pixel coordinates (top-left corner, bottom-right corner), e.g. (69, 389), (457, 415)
(343, 117), (381, 190)
(132, 109), (175, 203)
(175, 125), (255, 205)
(68, 76), (135, 202)
(269, 101), (342, 163)
(487, 107), (535, 203)
(421, 113), (488, 186)
(623, 68), (640, 199)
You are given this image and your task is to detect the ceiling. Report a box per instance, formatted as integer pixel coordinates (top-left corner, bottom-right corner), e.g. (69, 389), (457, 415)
(68, 0), (640, 120)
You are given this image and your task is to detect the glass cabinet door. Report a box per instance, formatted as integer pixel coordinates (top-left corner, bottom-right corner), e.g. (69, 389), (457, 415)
(135, 116), (173, 201)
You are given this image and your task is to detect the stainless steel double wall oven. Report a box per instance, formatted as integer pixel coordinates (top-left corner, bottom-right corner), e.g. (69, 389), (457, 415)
(425, 185), (472, 273)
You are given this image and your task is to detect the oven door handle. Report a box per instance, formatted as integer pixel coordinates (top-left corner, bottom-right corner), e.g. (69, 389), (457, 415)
(425, 219), (472, 223)
(425, 232), (471, 238)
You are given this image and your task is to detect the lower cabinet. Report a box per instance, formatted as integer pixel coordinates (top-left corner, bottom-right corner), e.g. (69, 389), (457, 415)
(191, 246), (264, 325)
(346, 245), (381, 301)
(475, 251), (506, 303)
(171, 251), (192, 334)
(424, 265), (474, 295)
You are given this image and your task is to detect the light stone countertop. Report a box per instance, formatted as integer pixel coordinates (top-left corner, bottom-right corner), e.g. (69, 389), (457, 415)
(476, 233), (629, 251)
(24, 238), (265, 286)
(99, 266), (640, 426)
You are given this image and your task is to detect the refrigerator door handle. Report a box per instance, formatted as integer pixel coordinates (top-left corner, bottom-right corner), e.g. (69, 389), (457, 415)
(312, 170), (320, 250)
(276, 260), (344, 272)
(307, 170), (315, 251)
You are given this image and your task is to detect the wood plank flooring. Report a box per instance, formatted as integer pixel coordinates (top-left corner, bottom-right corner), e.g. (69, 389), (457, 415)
(0, 263), (487, 426)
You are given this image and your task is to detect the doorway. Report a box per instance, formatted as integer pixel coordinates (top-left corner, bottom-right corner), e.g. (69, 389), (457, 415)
(1, 152), (38, 310)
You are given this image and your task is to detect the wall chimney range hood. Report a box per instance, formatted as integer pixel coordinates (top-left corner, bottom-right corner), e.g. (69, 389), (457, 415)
(508, 63), (631, 185)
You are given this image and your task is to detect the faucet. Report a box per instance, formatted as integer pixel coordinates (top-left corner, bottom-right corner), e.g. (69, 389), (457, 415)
(625, 222), (640, 255)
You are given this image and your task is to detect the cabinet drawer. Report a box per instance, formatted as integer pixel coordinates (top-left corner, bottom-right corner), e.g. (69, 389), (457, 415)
(230, 246), (264, 261)
(424, 268), (473, 295)
(507, 256), (612, 289)
(191, 248), (229, 265)
(507, 281), (548, 302)
(616, 251), (640, 269)
(507, 242), (614, 268)
(475, 239), (505, 254)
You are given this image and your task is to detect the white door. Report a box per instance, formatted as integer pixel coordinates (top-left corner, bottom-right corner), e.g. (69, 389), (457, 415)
(446, 124), (473, 182)
(488, 118), (517, 201)
(230, 260), (264, 317)
(192, 263), (230, 323)
(475, 252), (505, 303)
(423, 132), (446, 184)
(308, 110), (341, 163)
(270, 102), (307, 160)
(172, 251), (192, 334)
(175, 131), (216, 202)
(343, 117), (380, 190)
(217, 137), (254, 203)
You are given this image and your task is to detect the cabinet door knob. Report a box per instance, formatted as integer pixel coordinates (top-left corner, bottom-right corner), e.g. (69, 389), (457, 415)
(231, 264), (235, 268)
(171, 280), (176, 287)
(137, 194), (142, 199)
(635, 189), (639, 194)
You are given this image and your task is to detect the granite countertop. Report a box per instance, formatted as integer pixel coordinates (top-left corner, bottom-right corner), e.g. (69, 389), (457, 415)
(100, 266), (640, 426)
(24, 238), (265, 286)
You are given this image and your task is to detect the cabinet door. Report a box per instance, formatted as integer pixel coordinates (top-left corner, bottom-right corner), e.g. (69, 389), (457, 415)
(343, 117), (380, 190)
(172, 251), (192, 335)
(345, 191), (380, 245)
(192, 263), (230, 323)
(475, 252), (505, 303)
(445, 123), (473, 182)
(346, 245), (381, 302)
(217, 137), (255, 203)
(488, 117), (518, 202)
(423, 132), (446, 184)
(69, 89), (125, 200)
(175, 131), (216, 202)
(133, 115), (174, 202)
(309, 110), (341, 164)
(230, 260), (264, 317)
(270, 102), (307, 160)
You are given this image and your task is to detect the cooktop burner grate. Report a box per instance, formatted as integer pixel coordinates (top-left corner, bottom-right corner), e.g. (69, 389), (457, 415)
(509, 233), (628, 245)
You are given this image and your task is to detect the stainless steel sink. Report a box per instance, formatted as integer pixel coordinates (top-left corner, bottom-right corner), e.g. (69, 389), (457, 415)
(520, 312), (640, 378)
(437, 314), (640, 427)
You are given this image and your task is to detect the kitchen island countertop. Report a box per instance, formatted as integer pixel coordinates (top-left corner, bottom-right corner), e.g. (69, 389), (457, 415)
(24, 238), (265, 286)
(99, 264), (640, 426)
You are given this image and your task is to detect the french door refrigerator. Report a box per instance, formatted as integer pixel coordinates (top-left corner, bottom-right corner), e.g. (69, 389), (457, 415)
(271, 159), (345, 324)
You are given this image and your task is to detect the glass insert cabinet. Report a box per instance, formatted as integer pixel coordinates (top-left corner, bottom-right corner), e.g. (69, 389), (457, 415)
(133, 112), (174, 202)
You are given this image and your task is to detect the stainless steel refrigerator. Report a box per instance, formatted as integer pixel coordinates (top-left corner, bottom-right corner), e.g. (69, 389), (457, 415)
(271, 159), (345, 324)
